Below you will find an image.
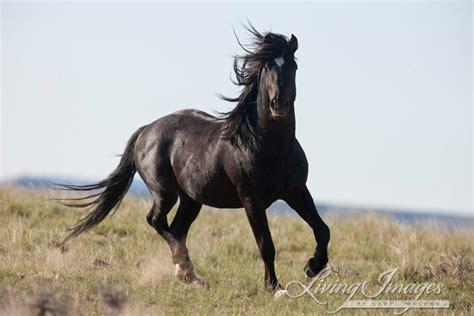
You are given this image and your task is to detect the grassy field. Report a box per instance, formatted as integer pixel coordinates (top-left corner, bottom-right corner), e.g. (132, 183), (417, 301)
(0, 187), (472, 315)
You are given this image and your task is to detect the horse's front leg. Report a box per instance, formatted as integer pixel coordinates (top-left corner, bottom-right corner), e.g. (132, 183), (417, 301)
(284, 185), (330, 278)
(241, 196), (280, 292)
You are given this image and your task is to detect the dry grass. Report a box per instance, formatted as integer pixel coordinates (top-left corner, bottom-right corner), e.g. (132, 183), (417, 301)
(0, 187), (472, 315)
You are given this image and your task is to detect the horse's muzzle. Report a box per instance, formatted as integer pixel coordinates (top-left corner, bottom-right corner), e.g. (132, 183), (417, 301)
(270, 99), (288, 118)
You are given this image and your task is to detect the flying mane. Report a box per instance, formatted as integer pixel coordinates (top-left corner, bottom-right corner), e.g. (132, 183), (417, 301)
(220, 24), (294, 146)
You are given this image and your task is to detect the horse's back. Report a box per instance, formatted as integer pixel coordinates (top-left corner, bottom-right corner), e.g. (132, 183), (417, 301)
(136, 108), (221, 150)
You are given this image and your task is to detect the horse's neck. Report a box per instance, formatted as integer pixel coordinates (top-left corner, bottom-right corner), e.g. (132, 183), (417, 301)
(255, 107), (296, 155)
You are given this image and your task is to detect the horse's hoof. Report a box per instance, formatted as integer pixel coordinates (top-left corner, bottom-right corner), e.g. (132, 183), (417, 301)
(274, 289), (289, 299)
(304, 258), (328, 278)
(190, 275), (209, 289)
(304, 266), (316, 278)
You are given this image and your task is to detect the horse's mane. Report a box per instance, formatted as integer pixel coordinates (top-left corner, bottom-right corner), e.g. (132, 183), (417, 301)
(219, 24), (292, 146)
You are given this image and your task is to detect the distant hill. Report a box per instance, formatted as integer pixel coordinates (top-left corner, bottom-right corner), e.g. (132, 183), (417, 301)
(2, 175), (473, 230)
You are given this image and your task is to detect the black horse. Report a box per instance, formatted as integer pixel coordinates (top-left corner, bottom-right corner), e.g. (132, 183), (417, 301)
(60, 25), (330, 294)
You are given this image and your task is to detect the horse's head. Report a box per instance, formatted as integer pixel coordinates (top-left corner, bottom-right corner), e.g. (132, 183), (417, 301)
(259, 34), (298, 119)
(220, 26), (300, 145)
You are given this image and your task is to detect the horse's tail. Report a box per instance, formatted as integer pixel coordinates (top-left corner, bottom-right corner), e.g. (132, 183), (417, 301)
(58, 126), (147, 247)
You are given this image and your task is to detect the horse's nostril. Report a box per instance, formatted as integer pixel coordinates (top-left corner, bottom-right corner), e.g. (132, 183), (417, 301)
(270, 98), (277, 109)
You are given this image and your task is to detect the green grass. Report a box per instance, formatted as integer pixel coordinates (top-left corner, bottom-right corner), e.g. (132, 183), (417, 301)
(0, 187), (472, 315)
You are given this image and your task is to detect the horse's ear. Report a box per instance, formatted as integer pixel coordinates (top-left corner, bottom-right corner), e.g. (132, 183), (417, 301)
(289, 34), (298, 54)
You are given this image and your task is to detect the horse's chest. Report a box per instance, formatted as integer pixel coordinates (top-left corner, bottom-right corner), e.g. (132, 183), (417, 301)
(252, 157), (307, 196)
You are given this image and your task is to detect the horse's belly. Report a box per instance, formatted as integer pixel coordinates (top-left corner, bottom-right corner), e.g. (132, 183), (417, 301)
(193, 180), (243, 208)
(176, 167), (243, 208)
(198, 192), (243, 209)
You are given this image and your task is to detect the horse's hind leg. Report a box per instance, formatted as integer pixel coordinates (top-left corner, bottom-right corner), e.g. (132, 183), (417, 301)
(169, 193), (206, 288)
(146, 191), (206, 287)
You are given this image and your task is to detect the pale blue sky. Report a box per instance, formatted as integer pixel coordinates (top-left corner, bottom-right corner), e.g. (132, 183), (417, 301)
(1, 2), (472, 215)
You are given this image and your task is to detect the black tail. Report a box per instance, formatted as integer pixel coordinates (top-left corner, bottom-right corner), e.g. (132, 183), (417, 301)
(58, 126), (147, 247)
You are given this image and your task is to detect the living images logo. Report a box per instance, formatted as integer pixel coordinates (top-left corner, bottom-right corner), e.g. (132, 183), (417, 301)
(284, 267), (449, 314)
